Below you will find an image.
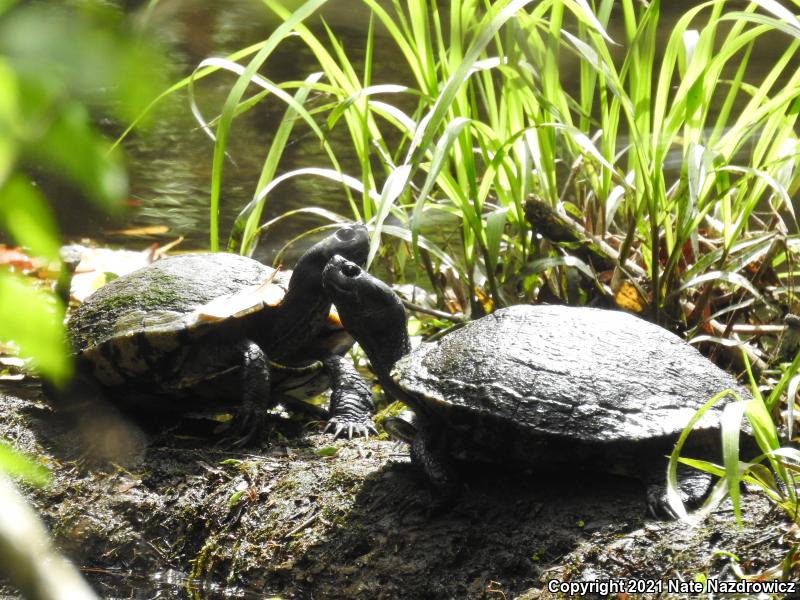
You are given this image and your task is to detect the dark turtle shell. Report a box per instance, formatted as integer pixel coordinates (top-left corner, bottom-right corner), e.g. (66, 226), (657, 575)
(391, 304), (747, 446)
(68, 253), (331, 388)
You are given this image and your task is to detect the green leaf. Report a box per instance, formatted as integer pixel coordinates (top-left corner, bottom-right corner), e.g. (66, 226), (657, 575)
(368, 164), (413, 265)
(485, 208), (509, 274)
(23, 100), (128, 208)
(666, 388), (742, 521)
(522, 255), (596, 281)
(721, 400), (746, 525)
(406, 0), (537, 166)
(0, 0), (18, 16)
(409, 116), (471, 258)
(112, 39), (272, 151)
(206, 0), (331, 250)
(0, 58), (19, 186)
(315, 446), (338, 458)
(0, 173), (60, 261)
(675, 270), (764, 301)
(228, 490), (245, 508)
(0, 272), (70, 384)
(227, 71), (327, 255)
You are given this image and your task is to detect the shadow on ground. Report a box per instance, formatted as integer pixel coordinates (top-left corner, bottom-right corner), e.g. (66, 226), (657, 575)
(0, 380), (794, 599)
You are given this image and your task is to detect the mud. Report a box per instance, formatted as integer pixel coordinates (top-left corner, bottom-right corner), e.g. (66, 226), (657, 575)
(0, 379), (796, 599)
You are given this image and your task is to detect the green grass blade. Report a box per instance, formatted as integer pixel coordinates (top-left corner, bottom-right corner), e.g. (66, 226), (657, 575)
(667, 389), (741, 521)
(721, 400), (746, 525)
(368, 164), (413, 265)
(410, 116), (471, 257)
(406, 0), (537, 166)
(111, 39), (271, 151)
(207, 0), (330, 250)
(230, 72), (325, 255)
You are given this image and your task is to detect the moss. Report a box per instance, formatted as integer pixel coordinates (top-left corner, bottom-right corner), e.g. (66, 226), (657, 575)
(69, 269), (186, 352)
(326, 467), (359, 493)
(320, 503), (350, 530)
(190, 536), (220, 579)
(272, 476), (300, 495)
(4, 380), (793, 600)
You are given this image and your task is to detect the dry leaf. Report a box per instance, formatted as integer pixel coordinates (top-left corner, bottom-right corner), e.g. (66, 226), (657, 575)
(614, 280), (645, 313)
(105, 225), (170, 237)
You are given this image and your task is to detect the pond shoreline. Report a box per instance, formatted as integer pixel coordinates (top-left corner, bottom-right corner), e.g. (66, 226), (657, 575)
(0, 379), (794, 599)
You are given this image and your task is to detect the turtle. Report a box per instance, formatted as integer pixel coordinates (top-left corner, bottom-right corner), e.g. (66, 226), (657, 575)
(322, 255), (753, 517)
(61, 224), (376, 444)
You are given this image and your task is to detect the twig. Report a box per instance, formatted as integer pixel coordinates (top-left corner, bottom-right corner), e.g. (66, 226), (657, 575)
(680, 299), (769, 374)
(728, 324), (787, 335)
(283, 511), (319, 539)
(400, 299), (466, 323)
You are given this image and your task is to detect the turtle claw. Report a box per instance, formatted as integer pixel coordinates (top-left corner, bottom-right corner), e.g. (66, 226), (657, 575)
(396, 491), (454, 523)
(217, 410), (266, 448)
(324, 416), (378, 440)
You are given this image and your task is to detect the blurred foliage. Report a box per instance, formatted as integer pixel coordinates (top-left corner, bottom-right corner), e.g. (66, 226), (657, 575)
(0, 4), (164, 594)
(0, 440), (49, 486)
(0, 0), (166, 384)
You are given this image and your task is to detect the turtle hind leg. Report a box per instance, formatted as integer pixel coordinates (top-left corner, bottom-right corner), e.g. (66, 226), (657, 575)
(410, 419), (461, 515)
(645, 467), (716, 520)
(41, 376), (147, 465)
(223, 339), (270, 447)
(322, 354), (377, 439)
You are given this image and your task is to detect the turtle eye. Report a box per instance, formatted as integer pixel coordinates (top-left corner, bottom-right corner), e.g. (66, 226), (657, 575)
(341, 262), (361, 278)
(336, 226), (356, 241)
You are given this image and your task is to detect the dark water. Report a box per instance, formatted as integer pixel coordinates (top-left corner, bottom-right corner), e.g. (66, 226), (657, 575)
(87, 569), (271, 600)
(58, 0), (407, 263)
(52, 0), (797, 264)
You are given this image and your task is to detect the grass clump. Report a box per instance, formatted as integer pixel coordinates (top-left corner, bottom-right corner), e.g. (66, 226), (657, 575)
(175, 0), (799, 329)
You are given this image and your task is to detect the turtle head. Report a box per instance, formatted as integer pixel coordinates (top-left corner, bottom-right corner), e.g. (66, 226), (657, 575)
(271, 223), (368, 352)
(323, 255), (410, 378)
(293, 223), (369, 281)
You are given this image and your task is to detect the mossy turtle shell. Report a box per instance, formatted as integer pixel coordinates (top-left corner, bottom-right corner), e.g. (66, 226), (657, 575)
(391, 304), (746, 445)
(68, 253), (342, 387)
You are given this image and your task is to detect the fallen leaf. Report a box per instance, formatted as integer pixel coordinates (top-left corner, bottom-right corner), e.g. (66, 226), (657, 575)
(614, 280), (645, 313)
(474, 286), (493, 314)
(115, 479), (141, 493)
(315, 446), (339, 458)
(105, 225), (170, 237)
(0, 246), (42, 272)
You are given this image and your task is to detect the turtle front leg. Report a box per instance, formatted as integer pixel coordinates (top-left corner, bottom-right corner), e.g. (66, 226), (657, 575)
(226, 339), (270, 446)
(385, 413), (460, 515)
(322, 354), (377, 439)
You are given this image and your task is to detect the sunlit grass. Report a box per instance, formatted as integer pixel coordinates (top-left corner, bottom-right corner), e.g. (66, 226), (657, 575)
(668, 349), (800, 528)
(117, 2), (799, 320)
(180, 0), (798, 324)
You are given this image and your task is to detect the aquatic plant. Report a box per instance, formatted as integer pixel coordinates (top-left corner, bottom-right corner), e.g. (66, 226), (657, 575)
(0, 4), (166, 597)
(179, 1), (796, 324)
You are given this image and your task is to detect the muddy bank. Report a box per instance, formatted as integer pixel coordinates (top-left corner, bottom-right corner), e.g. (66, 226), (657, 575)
(0, 379), (796, 599)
